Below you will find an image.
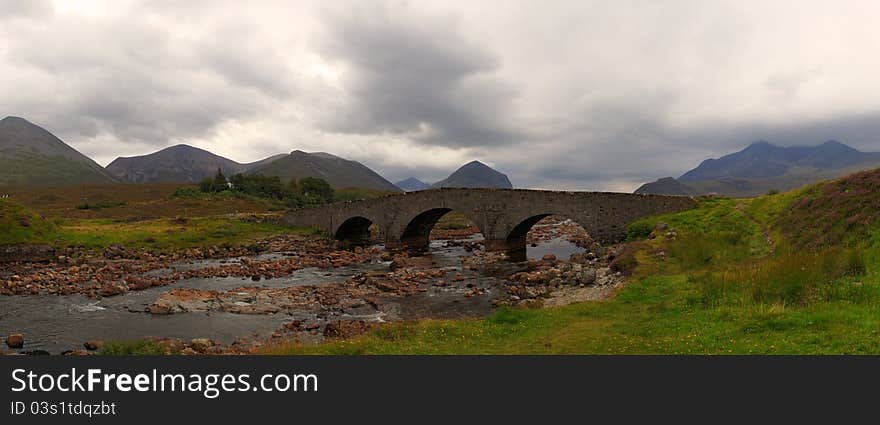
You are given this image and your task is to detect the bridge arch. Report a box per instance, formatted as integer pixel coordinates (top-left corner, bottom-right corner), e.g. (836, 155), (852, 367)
(334, 216), (374, 246)
(505, 213), (594, 261)
(399, 207), (485, 253)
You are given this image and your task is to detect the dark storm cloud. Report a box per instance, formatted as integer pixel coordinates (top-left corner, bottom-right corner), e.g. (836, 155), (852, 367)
(312, 3), (527, 147)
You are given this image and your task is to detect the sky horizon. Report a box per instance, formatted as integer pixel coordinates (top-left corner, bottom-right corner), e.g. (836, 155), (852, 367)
(4, 0), (880, 191)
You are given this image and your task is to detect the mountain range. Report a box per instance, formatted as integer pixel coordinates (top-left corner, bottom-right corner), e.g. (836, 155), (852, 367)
(0, 116), (512, 191)
(105, 145), (282, 183)
(636, 140), (880, 197)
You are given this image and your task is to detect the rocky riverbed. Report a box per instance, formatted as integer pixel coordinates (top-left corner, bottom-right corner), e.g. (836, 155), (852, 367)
(2, 219), (628, 355)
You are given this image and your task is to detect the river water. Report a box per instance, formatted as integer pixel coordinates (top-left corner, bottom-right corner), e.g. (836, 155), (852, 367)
(0, 238), (584, 353)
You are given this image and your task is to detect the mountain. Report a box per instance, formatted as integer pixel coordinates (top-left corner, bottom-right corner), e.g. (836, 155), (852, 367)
(395, 177), (430, 191)
(431, 161), (513, 189)
(242, 153), (287, 171)
(247, 150), (401, 191)
(636, 141), (880, 197)
(635, 177), (695, 196)
(106, 144), (247, 184)
(0, 116), (117, 186)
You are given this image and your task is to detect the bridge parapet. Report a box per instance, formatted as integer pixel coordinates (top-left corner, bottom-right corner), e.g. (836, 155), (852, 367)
(282, 188), (697, 255)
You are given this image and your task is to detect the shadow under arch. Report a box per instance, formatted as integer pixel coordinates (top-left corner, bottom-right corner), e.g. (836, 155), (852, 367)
(399, 208), (483, 253)
(505, 214), (591, 262)
(334, 216), (374, 246)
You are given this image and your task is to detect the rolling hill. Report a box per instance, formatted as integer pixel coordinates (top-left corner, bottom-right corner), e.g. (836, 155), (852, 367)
(0, 116), (117, 186)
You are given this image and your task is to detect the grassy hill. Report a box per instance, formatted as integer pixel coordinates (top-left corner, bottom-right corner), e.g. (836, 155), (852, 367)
(266, 169), (880, 354)
(0, 198), (60, 244)
(0, 116), (117, 186)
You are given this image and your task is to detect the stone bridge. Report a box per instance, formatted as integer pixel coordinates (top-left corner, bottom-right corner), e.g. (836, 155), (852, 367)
(282, 188), (696, 257)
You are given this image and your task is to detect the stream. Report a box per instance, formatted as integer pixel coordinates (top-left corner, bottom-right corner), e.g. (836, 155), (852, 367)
(0, 237), (585, 353)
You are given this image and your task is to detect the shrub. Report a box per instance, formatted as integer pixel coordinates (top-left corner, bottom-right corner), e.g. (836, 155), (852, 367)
(610, 242), (642, 275)
(300, 177), (334, 204)
(625, 221), (653, 241)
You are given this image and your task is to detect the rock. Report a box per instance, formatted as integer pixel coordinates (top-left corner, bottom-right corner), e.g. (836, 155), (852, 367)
(541, 253), (557, 263)
(181, 347), (198, 355)
(5, 333), (24, 349)
(324, 320), (370, 339)
(190, 338), (214, 353)
(83, 340), (104, 351)
(578, 268), (597, 285)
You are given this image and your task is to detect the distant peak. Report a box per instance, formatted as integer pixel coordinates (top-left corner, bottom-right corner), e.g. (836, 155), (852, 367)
(0, 116), (34, 127)
(461, 160), (489, 168)
(745, 140), (776, 149)
(819, 140), (857, 149)
(166, 144), (196, 150)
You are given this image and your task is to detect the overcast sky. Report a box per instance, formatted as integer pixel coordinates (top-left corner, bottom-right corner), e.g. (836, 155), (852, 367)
(4, 0), (880, 191)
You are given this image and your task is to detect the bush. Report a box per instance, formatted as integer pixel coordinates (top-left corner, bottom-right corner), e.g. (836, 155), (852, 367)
(300, 177), (334, 204)
(75, 200), (126, 210)
(610, 242), (643, 275)
(625, 221), (653, 241)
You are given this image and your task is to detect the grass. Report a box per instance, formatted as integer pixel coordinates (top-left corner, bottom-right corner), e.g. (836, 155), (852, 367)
(0, 194), (315, 250)
(55, 217), (316, 250)
(99, 340), (173, 355)
(0, 198), (61, 244)
(264, 171), (880, 354)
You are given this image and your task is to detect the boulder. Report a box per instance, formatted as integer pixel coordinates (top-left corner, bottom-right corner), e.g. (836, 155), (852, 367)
(578, 268), (597, 285)
(5, 333), (24, 349)
(83, 340), (104, 351)
(190, 338), (214, 353)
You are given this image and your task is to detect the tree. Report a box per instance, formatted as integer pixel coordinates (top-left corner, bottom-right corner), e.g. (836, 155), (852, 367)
(212, 168), (228, 190)
(299, 177), (334, 204)
(288, 178), (300, 195)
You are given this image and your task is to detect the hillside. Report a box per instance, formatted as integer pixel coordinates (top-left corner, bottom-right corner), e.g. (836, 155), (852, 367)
(634, 177), (695, 196)
(775, 168), (880, 248)
(431, 161), (513, 189)
(107, 145), (244, 183)
(0, 198), (59, 244)
(247, 150), (401, 191)
(0, 116), (117, 186)
(635, 141), (880, 197)
(395, 177), (430, 191)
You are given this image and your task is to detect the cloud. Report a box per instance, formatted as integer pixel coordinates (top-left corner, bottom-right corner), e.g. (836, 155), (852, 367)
(3, 0), (880, 191)
(0, 0), (53, 21)
(310, 2), (527, 147)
